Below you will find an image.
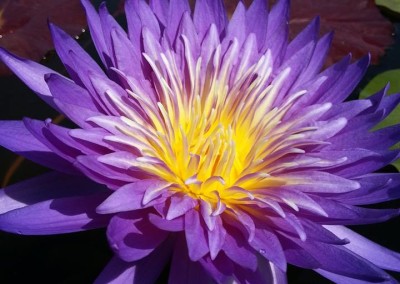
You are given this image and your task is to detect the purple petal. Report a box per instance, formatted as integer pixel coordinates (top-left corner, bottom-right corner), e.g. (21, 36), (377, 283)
(0, 171), (108, 214)
(96, 179), (168, 214)
(250, 226), (287, 271)
(316, 268), (397, 284)
(184, 209), (209, 261)
(166, 194), (197, 220)
(207, 216), (226, 260)
(80, 0), (110, 67)
(107, 211), (168, 262)
(169, 235), (214, 284)
(224, 2), (246, 47)
(296, 237), (391, 282)
(325, 225), (400, 272)
(45, 73), (100, 112)
(308, 195), (400, 225)
(23, 118), (80, 162)
(0, 192), (110, 235)
(245, 0), (268, 50)
(94, 257), (135, 284)
(166, 0), (190, 42)
(0, 120), (77, 174)
(148, 213), (184, 232)
(0, 48), (59, 110)
(222, 225), (258, 271)
(264, 0), (289, 65)
(337, 173), (400, 205)
(193, 0), (227, 40)
(48, 23), (105, 85)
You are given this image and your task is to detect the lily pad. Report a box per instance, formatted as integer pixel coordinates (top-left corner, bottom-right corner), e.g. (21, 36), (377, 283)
(360, 69), (400, 169)
(376, 0), (400, 13)
(0, 0), (87, 75)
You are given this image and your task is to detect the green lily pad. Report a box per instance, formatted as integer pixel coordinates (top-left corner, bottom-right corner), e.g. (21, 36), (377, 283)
(360, 69), (400, 170)
(376, 0), (400, 13)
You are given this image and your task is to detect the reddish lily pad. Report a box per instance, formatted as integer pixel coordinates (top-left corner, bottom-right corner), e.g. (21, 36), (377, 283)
(0, 0), (87, 75)
(287, 0), (394, 65)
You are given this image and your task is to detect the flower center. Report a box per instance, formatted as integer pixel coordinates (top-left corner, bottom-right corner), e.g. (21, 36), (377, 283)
(110, 40), (311, 206)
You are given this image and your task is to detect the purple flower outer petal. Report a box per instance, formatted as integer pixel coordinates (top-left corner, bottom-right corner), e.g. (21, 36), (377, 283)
(97, 151), (139, 170)
(148, 0), (168, 26)
(250, 225), (287, 272)
(267, 214), (307, 242)
(300, 219), (349, 245)
(271, 262), (288, 284)
(94, 256), (135, 284)
(277, 170), (360, 193)
(284, 17), (319, 64)
(200, 24), (220, 73)
(0, 120), (78, 175)
(166, 194), (198, 220)
(53, 99), (100, 130)
(193, 0), (227, 41)
(207, 216), (227, 260)
(106, 211), (168, 262)
(325, 225), (400, 272)
(325, 150), (400, 179)
(69, 128), (112, 152)
(168, 234), (215, 284)
(337, 173), (400, 205)
(261, 188), (328, 217)
(279, 235), (321, 269)
(224, 2), (246, 48)
(272, 38), (316, 107)
(322, 96), (372, 122)
(124, 0), (144, 53)
(199, 253), (235, 283)
(294, 55), (351, 108)
(96, 179), (169, 214)
(233, 256), (288, 284)
(73, 159), (126, 190)
(175, 11), (200, 59)
(80, 0), (110, 67)
(320, 55), (370, 104)
(264, 0), (289, 65)
(377, 92), (400, 118)
(48, 22), (105, 86)
(45, 73), (100, 113)
(58, 51), (114, 115)
(76, 155), (139, 185)
(127, 0), (160, 42)
(142, 26), (164, 63)
(0, 171), (109, 214)
(184, 208), (209, 261)
(109, 27), (142, 80)
(0, 48), (59, 110)
(222, 224), (258, 271)
(293, 236), (392, 282)
(315, 269), (398, 284)
(98, 3), (125, 61)
(245, 0), (268, 51)
(0, 192), (110, 235)
(23, 118), (80, 163)
(166, 0), (190, 43)
(338, 125), (400, 152)
(224, 208), (256, 242)
(307, 195), (400, 225)
(148, 213), (184, 232)
(129, 236), (173, 284)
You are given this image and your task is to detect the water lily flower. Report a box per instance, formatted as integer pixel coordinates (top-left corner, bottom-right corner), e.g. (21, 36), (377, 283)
(0, 0), (400, 283)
